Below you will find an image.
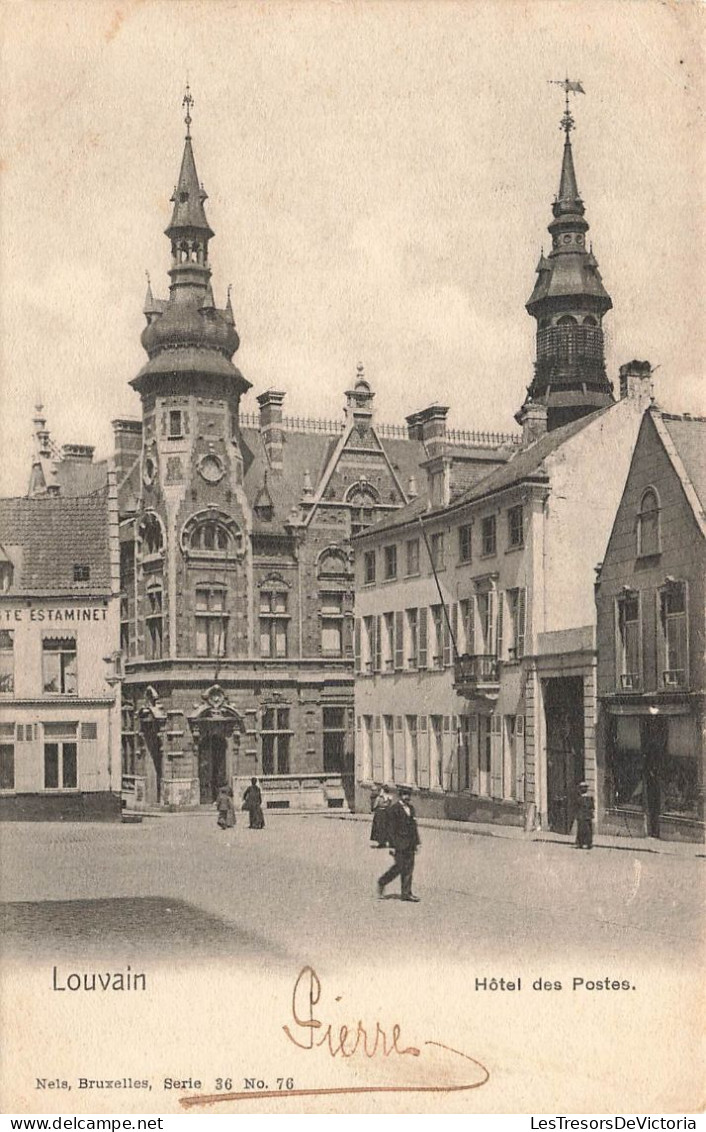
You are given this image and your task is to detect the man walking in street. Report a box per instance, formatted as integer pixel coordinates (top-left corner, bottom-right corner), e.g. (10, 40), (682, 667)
(377, 785), (421, 902)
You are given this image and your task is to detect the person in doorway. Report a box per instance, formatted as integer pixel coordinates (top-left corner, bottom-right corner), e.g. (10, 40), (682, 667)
(370, 783), (392, 848)
(377, 785), (421, 901)
(242, 777), (265, 829)
(216, 784), (236, 830)
(575, 781), (594, 849)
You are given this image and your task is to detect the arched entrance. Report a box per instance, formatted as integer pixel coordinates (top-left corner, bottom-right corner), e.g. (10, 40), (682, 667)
(187, 684), (244, 805)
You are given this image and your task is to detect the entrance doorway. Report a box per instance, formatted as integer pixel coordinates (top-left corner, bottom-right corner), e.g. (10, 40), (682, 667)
(641, 715), (667, 838)
(142, 725), (163, 806)
(543, 677), (585, 834)
(198, 730), (227, 804)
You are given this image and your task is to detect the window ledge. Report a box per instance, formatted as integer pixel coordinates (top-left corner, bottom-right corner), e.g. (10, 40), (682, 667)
(505, 544), (524, 555)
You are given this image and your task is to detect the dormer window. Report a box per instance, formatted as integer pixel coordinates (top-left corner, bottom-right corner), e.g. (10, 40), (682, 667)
(0, 562), (14, 592)
(637, 488), (660, 557)
(73, 564), (90, 583)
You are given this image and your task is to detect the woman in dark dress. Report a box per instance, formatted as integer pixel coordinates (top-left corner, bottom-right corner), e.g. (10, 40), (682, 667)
(370, 784), (392, 847)
(243, 777), (265, 829)
(216, 785), (236, 829)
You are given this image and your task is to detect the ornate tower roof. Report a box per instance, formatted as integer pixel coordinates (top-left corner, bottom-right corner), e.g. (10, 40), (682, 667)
(520, 82), (614, 431)
(132, 87), (249, 397)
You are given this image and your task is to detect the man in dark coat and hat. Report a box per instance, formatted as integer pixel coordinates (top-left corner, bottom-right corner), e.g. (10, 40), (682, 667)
(575, 781), (595, 849)
(377, 785), (421, 901)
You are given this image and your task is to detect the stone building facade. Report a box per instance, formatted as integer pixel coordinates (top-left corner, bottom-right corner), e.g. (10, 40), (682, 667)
(115, 100), (515, 811)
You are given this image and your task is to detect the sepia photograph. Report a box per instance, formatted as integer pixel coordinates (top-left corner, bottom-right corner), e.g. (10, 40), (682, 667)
(0, 0), (703, 1117)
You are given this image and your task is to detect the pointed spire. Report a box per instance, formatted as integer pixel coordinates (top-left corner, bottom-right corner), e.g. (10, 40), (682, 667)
(557, 131), (581, 208)
(224, 284), (235, 324)
(165, 86), (214, 240)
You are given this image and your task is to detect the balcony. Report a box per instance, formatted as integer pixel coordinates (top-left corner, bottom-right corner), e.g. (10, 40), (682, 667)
(662, 669), (686, 690)
(454, 653), (500, 698)
(620, 673), (641, 692)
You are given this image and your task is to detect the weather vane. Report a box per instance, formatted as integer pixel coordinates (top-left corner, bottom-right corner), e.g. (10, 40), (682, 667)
(183, 83), (194, 138)
(549, 77), (585, 134)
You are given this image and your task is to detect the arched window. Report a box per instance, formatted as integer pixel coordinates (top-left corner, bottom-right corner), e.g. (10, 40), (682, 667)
(556, 315), (578, 326)
(181, 511), (242, 560)
(583, 315), (598, 326)
(138, 513), (164, 558)
(346, 482), (380, 537)
(637, 488), (660, 557)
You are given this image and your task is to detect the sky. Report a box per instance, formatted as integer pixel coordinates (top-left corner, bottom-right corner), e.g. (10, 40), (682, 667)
(0, 0), (703, 496)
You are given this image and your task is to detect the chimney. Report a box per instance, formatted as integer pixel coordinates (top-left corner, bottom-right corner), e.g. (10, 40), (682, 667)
(619, 360), (653, 404)
(405, 405), (449, 459)
(112, 419), (143, 484)
(257, 390), (286, 472)
(517, 401), (548, 446)
(62, 443), (95, 463)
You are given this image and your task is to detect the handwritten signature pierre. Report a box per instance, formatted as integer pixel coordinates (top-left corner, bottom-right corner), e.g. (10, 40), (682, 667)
(180, 965), (490, 1108)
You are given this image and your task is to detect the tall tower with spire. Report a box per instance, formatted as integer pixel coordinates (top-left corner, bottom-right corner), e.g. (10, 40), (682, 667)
(519, 82), (614, 431)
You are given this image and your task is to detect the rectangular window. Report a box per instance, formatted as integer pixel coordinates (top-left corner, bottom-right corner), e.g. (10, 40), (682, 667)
(362, 616), (375, 673)
(146, 585), (164, 661)
(320, 592), (344, 656)
(363, 550), (376, 585)
(431, 715), (444, 790)
(261, 708), (290, 775)
(405, 716), (418, 785)
(405, 538), (420, 576)
(431, 605), (444, 669)
(430, 532), (445, 571)
(383, 544), (397, 580)
(258, 589), (287, 659)
(507, 588), (526, 660)
(81, 721), (98, 741)
(460, 598), (475, 655)
(120, 594), (130, 657)
(0, 738), (14, 791)
(197, 587), (229, 658)
(394, 610), (404, 671)
(458, 716), (472, 792)
(660, 582), (687, 688)
(383, 716), (395, 783)
(382, 612), (395, 672)
(0, 630), (14, 694)
(418, 607), (428, 669)
(477, 590), (495, 655)
(43, 724), (78, 790)
(168, 409), (183, 438)
(406, 608), (418, 668)
(121, 702), (137, 776)
(323, 706), (346, 774)
(616, 592), (641, 690)
(507, 505), (524, 549)
(42, 638), (77, 695)
(458, 524), (472, 564)
(478, 715), (492, 796)
(73, 564), (90, 582)
(481, 515), (497, 557)
(374, 614), (382, 673)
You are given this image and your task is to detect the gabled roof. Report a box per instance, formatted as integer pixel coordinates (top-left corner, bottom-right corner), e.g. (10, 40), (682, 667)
(0, 491), (112, 594)
(357, 406), (609, 539)
(652, 411), (706, 537)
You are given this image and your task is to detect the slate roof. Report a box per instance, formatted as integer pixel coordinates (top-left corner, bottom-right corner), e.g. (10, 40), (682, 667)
(660, 414), (706, 514)
(357, 407), (609, 538)
(0, 491), (112, 595)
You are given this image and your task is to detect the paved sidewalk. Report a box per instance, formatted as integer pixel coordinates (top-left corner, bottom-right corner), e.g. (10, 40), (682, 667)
(132, 805), (704, 857)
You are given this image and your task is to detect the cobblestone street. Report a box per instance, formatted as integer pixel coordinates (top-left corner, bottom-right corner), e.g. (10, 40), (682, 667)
(1, 814), (702, 971)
